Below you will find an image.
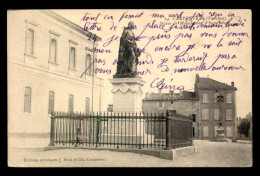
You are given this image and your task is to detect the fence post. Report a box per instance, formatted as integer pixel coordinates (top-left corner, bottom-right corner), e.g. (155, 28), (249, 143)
(191, 115), (193, 145)
(96, 116), (100, 148)
(49, 112), (55, 146)
(164, 110), (172, 150)
(75, 128), (80, 147)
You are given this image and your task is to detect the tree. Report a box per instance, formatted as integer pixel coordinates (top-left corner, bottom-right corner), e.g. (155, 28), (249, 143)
(237, 120), (250, 137)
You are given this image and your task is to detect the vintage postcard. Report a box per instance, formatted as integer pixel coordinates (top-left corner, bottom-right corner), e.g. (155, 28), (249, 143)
(7, 9), (252, 167)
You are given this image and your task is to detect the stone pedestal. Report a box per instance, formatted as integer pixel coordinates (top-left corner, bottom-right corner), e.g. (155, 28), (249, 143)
(109, 76), (145, 113)
(215, 125), (229, 142)
(102, 76), (154, 146)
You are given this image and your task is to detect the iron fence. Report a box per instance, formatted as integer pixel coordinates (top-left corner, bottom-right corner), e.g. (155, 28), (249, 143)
(48, 110), (193, 150)
(49, 112), (167, 149)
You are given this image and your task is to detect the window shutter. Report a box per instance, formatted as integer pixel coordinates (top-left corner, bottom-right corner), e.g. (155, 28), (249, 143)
(202, 109), (209, 120)
(203, 93), (208, 103)
(226, 110), (232, 120)
(226, 93), (232, 103)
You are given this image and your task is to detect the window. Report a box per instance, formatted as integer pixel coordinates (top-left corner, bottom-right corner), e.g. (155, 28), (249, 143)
(202, 109), (209, 120)
(226, 93), (232, 103)
(69, 47), (76, 69)
(85, 97), (90, 115)
(203, 126), (209, 137)
(68, 94), (74, 113)
(226, 126), (232, 137)
(226, 109), (233, 120)
(85, 54), (92, 75)
(48, 91), (55, 114)
(214, 109), (219, 120)
(26, 29), (34, 55)
(159, 101), (164, 109)
(24, 86), (32, 113)
(202, 93), (209, 103)
(192, 114), (196, 122)
(49, 39), (57, 63)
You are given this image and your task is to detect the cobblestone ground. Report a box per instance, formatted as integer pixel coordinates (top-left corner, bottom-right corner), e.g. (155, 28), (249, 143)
(8, 138), (252, 167)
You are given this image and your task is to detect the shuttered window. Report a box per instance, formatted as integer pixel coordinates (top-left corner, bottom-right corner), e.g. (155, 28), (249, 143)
(226, 93), (232, 103)
(202, 109), (209, 120)
(226, 109), (233, 120)
(202, 93), (209, 103)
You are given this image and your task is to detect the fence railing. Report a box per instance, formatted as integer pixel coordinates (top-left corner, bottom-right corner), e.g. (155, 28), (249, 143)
(48, 110), (193, 150)
(165, 110), (193, 149)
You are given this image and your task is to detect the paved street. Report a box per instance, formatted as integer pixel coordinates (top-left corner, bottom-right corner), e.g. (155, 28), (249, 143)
(8, 137), (252, 167)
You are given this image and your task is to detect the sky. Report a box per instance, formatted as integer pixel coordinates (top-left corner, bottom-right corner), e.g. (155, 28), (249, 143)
(53, 9), (252, 118)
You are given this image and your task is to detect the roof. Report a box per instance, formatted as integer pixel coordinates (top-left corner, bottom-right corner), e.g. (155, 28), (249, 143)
(143, 91), (198, 101)
(40, 10), (102, 42)
(196, 77), (237, 90)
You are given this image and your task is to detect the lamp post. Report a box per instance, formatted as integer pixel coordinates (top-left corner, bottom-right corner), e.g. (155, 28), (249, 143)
(215, 90), (226, 141)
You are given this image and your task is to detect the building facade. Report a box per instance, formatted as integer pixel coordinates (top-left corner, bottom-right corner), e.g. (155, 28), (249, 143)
(194, 74), (237, 140)
(142, 89), (200, 138)
(142, 74), (237, 140)
(8, 10), (104, 133)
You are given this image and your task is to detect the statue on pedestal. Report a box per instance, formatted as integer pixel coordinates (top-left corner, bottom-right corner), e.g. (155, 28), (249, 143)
(115, 21), (141, 77)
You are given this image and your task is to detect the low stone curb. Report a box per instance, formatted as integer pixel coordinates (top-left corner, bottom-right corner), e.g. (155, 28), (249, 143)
(44, 145), (197, 161)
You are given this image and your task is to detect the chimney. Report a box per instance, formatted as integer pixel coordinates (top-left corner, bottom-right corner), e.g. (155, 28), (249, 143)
(180, 89), (183, 96)
(169, 90), (174, 96)
(146, 92), (150, 97)
(158, 88), (162, 95)
(195, 74), (200, 83)
(231, 82), (234, 87)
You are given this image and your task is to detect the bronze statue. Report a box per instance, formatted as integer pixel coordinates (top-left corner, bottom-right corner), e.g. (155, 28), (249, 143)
(115, 21), (141, 76)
